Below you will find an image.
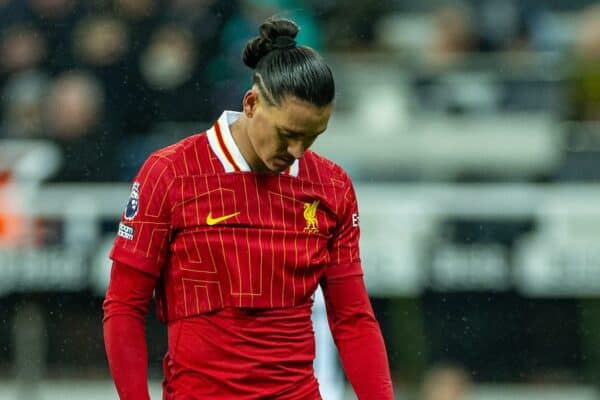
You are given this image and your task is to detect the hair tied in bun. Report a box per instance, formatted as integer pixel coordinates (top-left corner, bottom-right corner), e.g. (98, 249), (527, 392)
(271, 36), (296, 50)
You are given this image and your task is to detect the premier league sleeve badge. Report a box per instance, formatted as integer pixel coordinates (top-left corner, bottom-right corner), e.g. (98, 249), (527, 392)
(124, 182), (140, 220)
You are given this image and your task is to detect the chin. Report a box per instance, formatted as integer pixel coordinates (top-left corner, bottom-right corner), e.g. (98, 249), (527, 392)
(253, 160), (279, 173)
(269, 159), (291, 172)
(267, 165), (286, 173)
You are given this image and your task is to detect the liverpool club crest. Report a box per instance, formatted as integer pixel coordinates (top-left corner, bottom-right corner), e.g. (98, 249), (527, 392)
(303, 200), (319, 234)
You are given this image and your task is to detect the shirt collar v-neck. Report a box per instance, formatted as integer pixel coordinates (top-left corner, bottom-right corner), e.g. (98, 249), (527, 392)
(206, 110), (299, 177)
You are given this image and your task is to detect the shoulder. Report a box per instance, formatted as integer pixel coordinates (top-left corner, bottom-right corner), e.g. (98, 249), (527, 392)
(145, 133), (210, 177)
(302, 150), (353, 188)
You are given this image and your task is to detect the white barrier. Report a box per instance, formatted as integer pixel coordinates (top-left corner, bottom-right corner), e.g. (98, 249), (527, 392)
(4, 183), (600, 297)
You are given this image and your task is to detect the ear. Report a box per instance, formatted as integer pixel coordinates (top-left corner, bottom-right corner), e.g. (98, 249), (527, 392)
(242, 89), (259, 118)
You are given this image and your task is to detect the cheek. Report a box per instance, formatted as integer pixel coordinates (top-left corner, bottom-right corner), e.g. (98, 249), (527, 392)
(255, 127), (282, 152)
(259, 135), (284, 158)
(250, 124), (278, 156)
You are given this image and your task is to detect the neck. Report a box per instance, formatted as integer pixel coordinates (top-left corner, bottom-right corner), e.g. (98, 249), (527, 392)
(229, 114), (261, 172)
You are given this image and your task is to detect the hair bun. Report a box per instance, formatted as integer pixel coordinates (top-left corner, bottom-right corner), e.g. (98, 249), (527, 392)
(243, 18), (299, 69)
(271, 36), (296, 49)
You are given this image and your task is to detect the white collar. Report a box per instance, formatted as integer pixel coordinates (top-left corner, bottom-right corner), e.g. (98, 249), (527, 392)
(206, 110), (299, 177)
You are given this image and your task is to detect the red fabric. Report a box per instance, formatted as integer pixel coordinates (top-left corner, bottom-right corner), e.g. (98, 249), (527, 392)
(103, 262), (156, 400)
(162, 307), (320, 399)
(110, 130), (362, 321)
(104, 262), (393, 399)
(105, 115), (392, 398)
(323, 274), (395, 399)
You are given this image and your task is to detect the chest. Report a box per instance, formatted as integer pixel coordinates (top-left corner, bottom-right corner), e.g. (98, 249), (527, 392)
(169, 173), (341, 237)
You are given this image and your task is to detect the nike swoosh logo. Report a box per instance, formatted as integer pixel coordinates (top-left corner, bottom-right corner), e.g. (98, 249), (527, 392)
(206, 212), (240, 226)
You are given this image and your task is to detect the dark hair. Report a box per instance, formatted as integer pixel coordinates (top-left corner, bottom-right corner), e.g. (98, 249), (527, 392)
(242, 18), (335, 107)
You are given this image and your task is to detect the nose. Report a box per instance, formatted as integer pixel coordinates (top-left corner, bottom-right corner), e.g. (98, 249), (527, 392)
(287, 139), (305, 159)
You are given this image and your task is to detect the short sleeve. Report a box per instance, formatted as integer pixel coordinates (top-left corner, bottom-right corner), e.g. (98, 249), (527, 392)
(325, 171), (363, 280)
(109, 155), (175, 277)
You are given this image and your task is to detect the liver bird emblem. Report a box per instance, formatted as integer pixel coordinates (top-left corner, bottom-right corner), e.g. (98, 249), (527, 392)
(303, 200), (319, 234)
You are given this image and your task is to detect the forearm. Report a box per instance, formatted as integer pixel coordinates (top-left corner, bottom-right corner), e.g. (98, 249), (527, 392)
(104, 314), (150, 400)
(333, 313), (393, 399)
(323, 275), (394, 399)
(103, 262), (156, 400)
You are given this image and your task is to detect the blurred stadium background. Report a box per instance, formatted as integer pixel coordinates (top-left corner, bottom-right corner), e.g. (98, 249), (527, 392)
(2, 0), (600, 399)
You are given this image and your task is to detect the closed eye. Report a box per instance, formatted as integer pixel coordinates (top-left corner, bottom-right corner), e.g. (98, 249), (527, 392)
(279, 128), (325, 140)
(280, 131), (302, 139)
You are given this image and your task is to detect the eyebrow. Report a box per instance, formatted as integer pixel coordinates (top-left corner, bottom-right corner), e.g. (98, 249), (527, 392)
(279, 126), (326, 137)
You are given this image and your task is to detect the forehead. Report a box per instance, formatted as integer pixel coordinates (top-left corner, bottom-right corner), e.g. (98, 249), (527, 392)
(269, 96), (333, 134)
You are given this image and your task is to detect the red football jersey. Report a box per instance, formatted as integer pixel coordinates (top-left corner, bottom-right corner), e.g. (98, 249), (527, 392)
(110, 111), (362, 321)
(109, 111), (366, 398)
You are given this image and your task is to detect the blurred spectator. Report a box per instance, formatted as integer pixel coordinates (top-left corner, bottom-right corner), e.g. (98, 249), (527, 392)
(1, 70), (49, 138)
(425, 2), (477, 69)
(164, 0), (234, 61)
(313, 1), (384, 50)
(28, 0), (81, 73)
(71, 14), (132, 133)
(43, 70), (116, 181)
(568, 3), (600, 121)
(112, 0), (162, 57)
(0, 24), (47, 77)
(121, 1), (234, 134)
(72, 15), (129, 68)
(421, 363), (472, 400)
(29, 0), (75, 20)
(45, 71), (103, 140)
(135, 23), (211, 125)
(139, 25), (195, 92)
(165, 0), (219, 30)
(113, 0), (158, 21)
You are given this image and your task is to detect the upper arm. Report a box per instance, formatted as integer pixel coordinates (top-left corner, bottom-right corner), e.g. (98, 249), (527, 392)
(109, 155), (176, 277)
(324, 171), (363, 282)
